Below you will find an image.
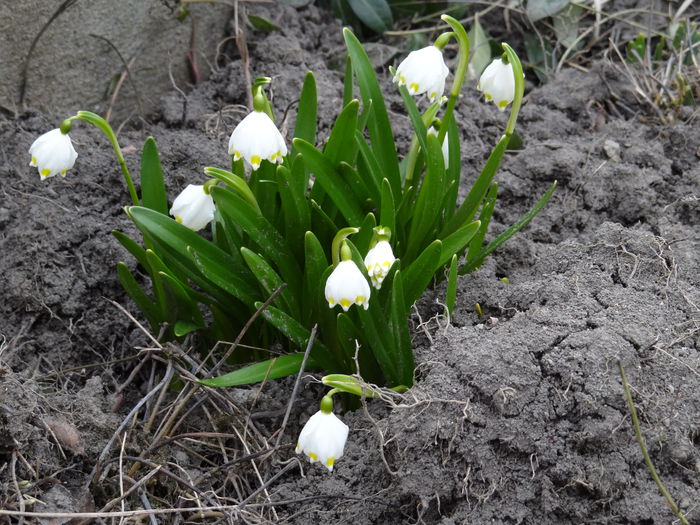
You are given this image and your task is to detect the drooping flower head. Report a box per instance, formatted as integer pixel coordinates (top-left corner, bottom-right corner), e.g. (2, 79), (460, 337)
(478, 58), (515, 111)
(29, 128), (78, 180)
(169, 184), (215, 231)
(325, 237), (371, 311)
(364, 227), (396, 290)
(296, 394), (349, 472)
(393, 45), (449, 102)
(325, 260), (371, 311)
(228, 110), (287, 170)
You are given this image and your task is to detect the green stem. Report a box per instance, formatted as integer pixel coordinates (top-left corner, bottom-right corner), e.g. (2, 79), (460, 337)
(437, 15), (470, 146)
(403, 101), (442, 189)
(71, 111), (139, 206)
(331, 227), (359, 267)
(501, 43), (525, 137)
(618, 361), (690, 525)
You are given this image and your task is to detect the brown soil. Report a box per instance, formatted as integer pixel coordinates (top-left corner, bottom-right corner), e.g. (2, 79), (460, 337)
(1, 3), (698, 524)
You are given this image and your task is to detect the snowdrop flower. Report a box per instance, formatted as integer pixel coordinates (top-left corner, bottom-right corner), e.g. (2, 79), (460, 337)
(169, 184), (215, 231)
(393, 46), (449, 102)
(29, 128), (78, 180)
(228, 110), (287, 170)
(364, 240), (395, 289)
(478, 59), (515, 111)
(325, 260), (371, 311)
(296, 410), (349, 471)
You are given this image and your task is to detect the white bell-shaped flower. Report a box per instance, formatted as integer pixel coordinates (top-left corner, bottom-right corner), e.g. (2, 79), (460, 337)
(325, 260), (371, 311)
(478, 59), (515, 111)
(169, 184), (215, 231)
(296, 410), (349, 471)
(29, 128), (78, 180)
(364, 240), (395, 289)
(393, 46), (449, 102)
(228, 110), (287, 170)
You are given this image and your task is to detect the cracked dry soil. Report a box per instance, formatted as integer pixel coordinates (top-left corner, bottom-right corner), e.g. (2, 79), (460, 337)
(1, 3), (698, 524)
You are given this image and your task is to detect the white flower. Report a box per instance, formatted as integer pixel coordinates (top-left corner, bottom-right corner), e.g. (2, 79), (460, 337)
(29, 128), (78, 180)
(393, 46), (449, 102)
(364, 240), (395, 289)
(228, 110), (287, 170)
(296, 410), (349, 471)
(169, 184), (215, 231)
(325, 260), (371, 311)
(478, 59), (515, 111)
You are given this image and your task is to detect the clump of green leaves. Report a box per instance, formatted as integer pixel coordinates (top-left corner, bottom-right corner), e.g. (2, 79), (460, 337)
(43, 17), (555, 391)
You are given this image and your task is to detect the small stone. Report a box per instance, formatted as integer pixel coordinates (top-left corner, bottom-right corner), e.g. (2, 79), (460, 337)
(603, 139), (621, 162)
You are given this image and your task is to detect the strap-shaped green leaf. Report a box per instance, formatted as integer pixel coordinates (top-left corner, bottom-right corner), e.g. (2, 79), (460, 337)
(402, 239), (441, 308)
(356, 297), (399, 386)
(443, 116), (462, 221)
(292, 72), (317, 158)
(389, 270), (414, 386)
(324, 99), (360, 166)
(354, 130), (383, 203)
(113, 230), (149, 270)
(199, 353), (316, 387)
(294, 138), (364, 225)
(203, 167), (260, 212)
(159, 271), (206, 335)
(276, 165), (309, 261)
(462, 181), (558, 273)
(343, 56), (353, 107)
(395, 80), (429, 157)
(441, 134), (509, 238)
(467, 183), (497, 262)
(211, 186), (302, 290)
(439, 220), (481, 268)
(302, 231), (329, 323)
(116, 262), (160, 329)
(241, 247), (300, 319)
(339, 162), (371, 205)
(404, 132), (446, 263)
(188, 246), (257, 304)
(343, 28), (401, 198)
(140, 137), (168, 215)
(346, 0), (393, 33)
(335, 313), (383, 384)
(445, 254), (458, 316)
(379, 178), (395, 237)
(257, 303), (337, 370)
(127, 206), (253, 305)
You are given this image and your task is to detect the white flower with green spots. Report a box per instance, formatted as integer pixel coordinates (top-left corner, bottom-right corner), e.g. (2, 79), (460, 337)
(29, 129), (78, 180)
(228, 110), (287, 171)
(169, 184), (215, 231)
(325, 260), (371, 311)
(393, 46), (449, 102)
(296, 410), (349, 472)
(478, 59), (515, 112)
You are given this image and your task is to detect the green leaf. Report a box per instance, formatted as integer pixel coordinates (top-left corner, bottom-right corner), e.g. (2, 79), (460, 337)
(467, 16), (491, 80)
(140, 137), (168, 215)
(388, 270), (413, 385)
(203, 167), (259, 212)
(356, 299), (399, 385)
(241, 247), (300, 319)
(159, 271), (205, 332)
(526, 0), (570, 21)
(379, 178), (395, 236)
(127, 206), (255, 305)
(292, 72), (317, 157)
(442, 116), (461, 221)
(404, 132), (446, 263)
(276, 164), (309, 259)
(343, 56), (353, 107)
(343, 28), (401, 198)
(439, 220), (480, 267)
(402, 239), (441, 308)
(187, 246), (256, 304)
(354, 130), (383, 203)
(247, 13), (280, 31)
(302, 232), (329, 322)
(116, 262), (160, 329)
(211, 186), (302, 289)
(199, 353), (314, 387)
(258, 303), (336, 370)
(324, 99), (360, 166)
(467, 183), (497, 262)
(445, 254), (458, 316)
(113, 230), (149, 270)
(293, 138), (364, 225)
(462, 181), (557, 273)
(441, 134), (509, 238)
(346, 0), (393, 33)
